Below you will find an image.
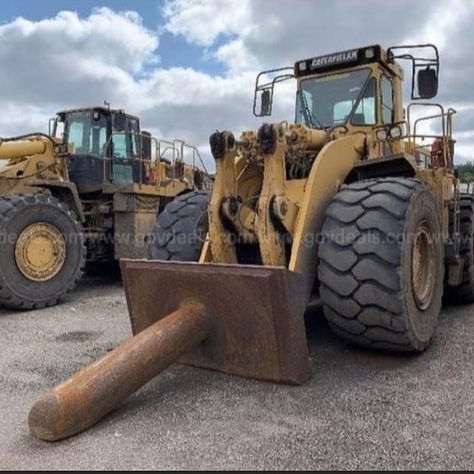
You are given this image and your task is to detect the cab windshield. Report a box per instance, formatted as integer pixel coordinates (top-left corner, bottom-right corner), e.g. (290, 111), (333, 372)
(296, 68), (376, 128)
(62, 110), (107, 157)
(60, 111), (141, 159)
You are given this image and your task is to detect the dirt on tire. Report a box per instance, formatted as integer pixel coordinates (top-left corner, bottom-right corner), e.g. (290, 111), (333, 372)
(318, 178), (444, 352)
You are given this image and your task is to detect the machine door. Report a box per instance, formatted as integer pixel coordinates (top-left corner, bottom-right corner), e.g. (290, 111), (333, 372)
(63, 110), (108, 190)
(110, 115), (144, 184)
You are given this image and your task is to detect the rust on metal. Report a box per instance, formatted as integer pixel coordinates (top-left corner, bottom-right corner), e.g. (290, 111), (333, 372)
(28, 302), (209, 441)
(121, 259), (310, 384)
(29, 259), (310, 441)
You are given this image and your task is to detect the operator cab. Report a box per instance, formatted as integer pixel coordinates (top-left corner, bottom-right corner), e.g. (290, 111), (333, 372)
(255, 44), (439, 139)
(293, 46), (406, 132)
(52, 107), (145, 193)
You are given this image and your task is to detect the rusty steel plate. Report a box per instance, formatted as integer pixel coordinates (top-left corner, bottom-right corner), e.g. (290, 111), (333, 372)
(121, 260), (310, 385)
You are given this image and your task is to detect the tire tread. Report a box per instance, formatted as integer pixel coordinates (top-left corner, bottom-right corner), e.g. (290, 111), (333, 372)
(318, 178), (437, 352)
(0, 193), (86, 309)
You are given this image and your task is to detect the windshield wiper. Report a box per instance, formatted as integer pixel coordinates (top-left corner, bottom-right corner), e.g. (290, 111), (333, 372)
(298, 91), (324, 129)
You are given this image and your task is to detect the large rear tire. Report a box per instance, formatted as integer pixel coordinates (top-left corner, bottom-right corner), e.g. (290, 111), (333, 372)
(149, 191), (209, 261)
(447, 194), (474, 301)
(318, 178), (444, 352)
(0, 193), (86, 310)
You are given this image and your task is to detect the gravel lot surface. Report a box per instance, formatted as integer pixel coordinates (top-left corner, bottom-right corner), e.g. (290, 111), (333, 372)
(1, 274), (473, 470)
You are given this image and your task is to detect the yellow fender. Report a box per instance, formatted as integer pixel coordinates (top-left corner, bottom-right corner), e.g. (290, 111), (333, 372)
(289, 133), (366, 297)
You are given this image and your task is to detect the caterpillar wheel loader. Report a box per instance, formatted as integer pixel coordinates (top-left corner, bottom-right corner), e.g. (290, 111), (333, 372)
(0, 106), (210, 310)
(29, 44), (474, 441)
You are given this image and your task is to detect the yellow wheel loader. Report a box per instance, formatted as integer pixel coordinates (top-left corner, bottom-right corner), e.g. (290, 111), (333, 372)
(0, 106), (209, 309)
(29, 44), (474, 441)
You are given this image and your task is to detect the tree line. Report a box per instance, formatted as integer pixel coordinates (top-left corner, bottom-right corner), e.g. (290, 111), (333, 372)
(457, 162), (474, 183)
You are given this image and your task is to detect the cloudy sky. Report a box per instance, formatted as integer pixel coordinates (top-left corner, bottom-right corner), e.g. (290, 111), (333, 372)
(0, 0), (473, 168)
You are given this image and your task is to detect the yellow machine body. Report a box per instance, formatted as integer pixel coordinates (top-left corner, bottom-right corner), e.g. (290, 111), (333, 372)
(29, 45), (466, 441)
(0, 136), (70, 195)
(199, 46), (457, 294)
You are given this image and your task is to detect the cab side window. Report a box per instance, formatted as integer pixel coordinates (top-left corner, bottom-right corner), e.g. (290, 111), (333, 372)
(68, 122), (84, 153)
(382, 75), (394, 124)
(112, 133), (127, 158)
(352, 78), (376, 125)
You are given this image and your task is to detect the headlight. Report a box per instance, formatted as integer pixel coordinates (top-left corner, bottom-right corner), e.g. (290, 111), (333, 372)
(375, 129), (388, 141)
(376, 125), (403, 142)
(54, 143), (69, 155)
(389, 125), (403, 139)
(365, 47), (375, 60)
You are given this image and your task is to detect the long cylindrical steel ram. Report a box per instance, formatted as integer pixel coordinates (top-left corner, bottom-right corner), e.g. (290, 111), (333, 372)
(28, 302), (209, 441)
(28, 260), (310, 442)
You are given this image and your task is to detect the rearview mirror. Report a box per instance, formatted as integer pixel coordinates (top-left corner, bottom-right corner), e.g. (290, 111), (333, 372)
(387, 45), (439, 100)
(255, 89), (272, 117)
(253, 66), (294, 117)
(417, 67), (438, 99)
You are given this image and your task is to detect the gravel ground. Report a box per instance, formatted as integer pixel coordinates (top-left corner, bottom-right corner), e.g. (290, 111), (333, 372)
(0, 274), (473, 470)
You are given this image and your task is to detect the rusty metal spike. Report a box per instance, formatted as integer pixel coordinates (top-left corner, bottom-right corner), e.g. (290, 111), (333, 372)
(28, 302), (209, 441)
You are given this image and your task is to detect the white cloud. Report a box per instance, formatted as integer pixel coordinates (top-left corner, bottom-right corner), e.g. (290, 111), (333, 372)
(162, 0), (251, 47)
(215, 38), (258, 72)
(0, 7), (159, 110)
(160, 0), (474, 166)
(1, 8), (158, 73)
(0, 1), (473, 170)
(0, 104), (52, 137)
(406, 0), (469, 48)
(0, 6), (262, 168)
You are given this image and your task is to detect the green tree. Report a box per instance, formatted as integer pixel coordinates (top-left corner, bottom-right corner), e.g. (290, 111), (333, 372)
(457, 161), (474, 183)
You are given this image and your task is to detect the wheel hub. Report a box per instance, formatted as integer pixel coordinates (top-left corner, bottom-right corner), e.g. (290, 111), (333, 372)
(412, 222), (436, 310)
(15, 222), (66, 282)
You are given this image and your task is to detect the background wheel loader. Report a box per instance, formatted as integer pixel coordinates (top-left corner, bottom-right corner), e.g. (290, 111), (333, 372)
(0, 106), (210, 310)
(29, 44), (474, 441)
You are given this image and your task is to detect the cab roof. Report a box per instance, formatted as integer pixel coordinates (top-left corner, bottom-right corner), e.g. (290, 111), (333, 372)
(56, 106), (139, 121)
(294, 45), (403, 79)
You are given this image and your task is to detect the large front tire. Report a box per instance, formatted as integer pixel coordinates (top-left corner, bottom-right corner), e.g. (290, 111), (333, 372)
(0, 193), (86, 310)
(318, 178), (444, 352)
(149, 191), (209, 261)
